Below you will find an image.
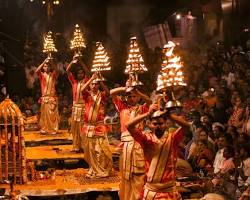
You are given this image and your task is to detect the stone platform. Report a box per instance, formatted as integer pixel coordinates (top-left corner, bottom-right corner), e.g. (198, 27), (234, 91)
(23, 130), (118, 163)
(1, 169), (120, 197)
(0, 130), (120, 198)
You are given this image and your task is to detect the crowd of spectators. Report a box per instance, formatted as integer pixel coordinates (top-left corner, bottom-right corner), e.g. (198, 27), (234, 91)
(171, 40), (250, 199)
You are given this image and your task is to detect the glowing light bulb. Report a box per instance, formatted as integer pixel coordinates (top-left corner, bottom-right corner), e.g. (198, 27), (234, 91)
(176, 14), (181, 20)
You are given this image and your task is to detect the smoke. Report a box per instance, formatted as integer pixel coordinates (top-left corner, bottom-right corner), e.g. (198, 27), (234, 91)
(32, 20), (46, 38)
(16, 0), (25, 8)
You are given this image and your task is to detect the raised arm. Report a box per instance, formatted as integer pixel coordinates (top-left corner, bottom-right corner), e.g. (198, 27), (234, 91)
(100, 81), (110, 95)
(66, 56), (78, 72)
(110, 87), (126, 96)
(126, 112), (151, 132)
(78, 58), (91, 76)
(169, 113), (190, 128)
(66, 55), (90, 76)
(126, 104), (158, 147)
(81, 73), (97, 92)
(35, 58), (48, 73)
(51, 59), (59, 74)
(135, 89), (152, 106)
(126, 104), (157, 132)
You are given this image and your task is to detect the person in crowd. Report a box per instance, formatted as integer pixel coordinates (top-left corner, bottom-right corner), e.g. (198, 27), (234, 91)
(59, 106), (71, 130)
(240, 186), (250, 200)
(185, 110), (201, 159)
(212, 123), (225, 144)
(184, 110), (201, 160)
(235, 144), (250, 194)
(182, 89), (201, 114)
(28, 96), (39, 114)
(226, 126), (239, 147)
(126, 104), (189, 199)
(104, 103), (120, 144)
(200, 114), (212, 133)
(66, 55), (89, 152)
(242, 95), (250, 135)
(194, 140), (214, 174)
(81, 73), (113, 178)
(24, 59), (38, 96)
(199, 128), (215, 152)
(213, 134), (230, 174)
(186, 126), (202, 161)
(187, 126), (215, 167)
(110, 86), (151, 200)
(213, 146), (236, 200)
(35, 57), (59, 134)
(238, 133), (250, 147)
(221, 61), (235, 89)
(201, 193), (225, 200)
(228, 96), (245, 133)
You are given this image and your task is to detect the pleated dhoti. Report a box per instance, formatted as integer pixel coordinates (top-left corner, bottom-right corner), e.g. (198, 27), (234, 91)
(70, 103), (84, 151)
(39, 96), (59, 134)
(83, 135), (113, 178)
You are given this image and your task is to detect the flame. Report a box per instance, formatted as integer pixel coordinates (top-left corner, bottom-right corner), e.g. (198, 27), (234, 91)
(43, 31), (57, 54)
(91, 42), (111, 72)
(70, 24), (86, 50)
(156, 41), (187, 91)
(125, 36), (147, 74)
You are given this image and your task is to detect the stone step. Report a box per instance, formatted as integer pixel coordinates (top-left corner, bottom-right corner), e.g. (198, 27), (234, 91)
(23, 130), (72, 147)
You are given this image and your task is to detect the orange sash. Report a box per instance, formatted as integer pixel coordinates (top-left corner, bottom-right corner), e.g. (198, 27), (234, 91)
(121, 105), (145, 142)
(121, 105), (146, 180)
(75, 81), (83, 103)
(86, 91), (102, 138)
(45, 74), (52, 95)
(147, 129), (178, 183)
(144, 181), (175, 193)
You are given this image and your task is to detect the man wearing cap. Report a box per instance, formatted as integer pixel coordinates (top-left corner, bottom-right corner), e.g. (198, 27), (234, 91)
(66, 55), (89, 152)
(125, 105), (189, 200)
(81, 73), (113, 178)
(110, 86), (151, 200)
(36, 58), (59, 135)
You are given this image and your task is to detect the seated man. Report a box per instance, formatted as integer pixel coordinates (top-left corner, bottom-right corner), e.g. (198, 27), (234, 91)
(212, 146), (236, 200)
(126, 105), (189, 200)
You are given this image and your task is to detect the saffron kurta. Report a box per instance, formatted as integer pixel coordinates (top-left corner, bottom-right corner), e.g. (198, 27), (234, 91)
(68, 72), (87, 151)
(113, 96), (148, 200)
(82, 90), (112, 178)
(130, 127), (183, 200)
(38, 71), (59, 134)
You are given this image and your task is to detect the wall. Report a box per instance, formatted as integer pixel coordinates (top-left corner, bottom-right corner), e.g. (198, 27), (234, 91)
(107, 4), (153, 45)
